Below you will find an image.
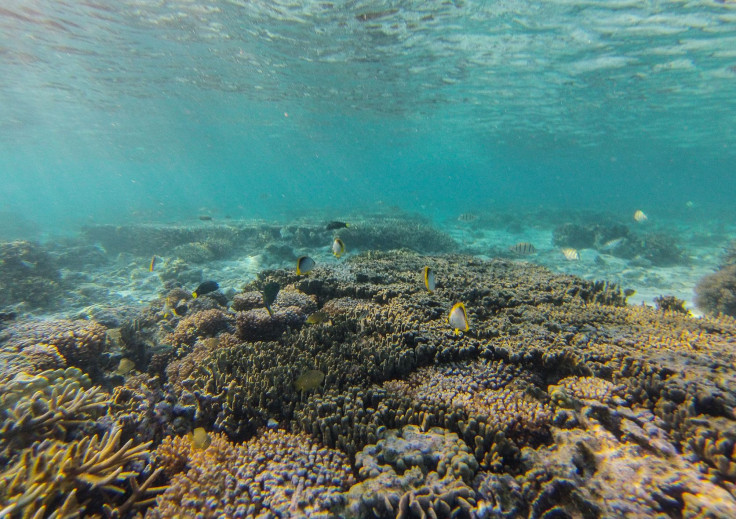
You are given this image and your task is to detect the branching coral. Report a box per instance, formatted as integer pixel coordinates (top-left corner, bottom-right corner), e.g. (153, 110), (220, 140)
(0, 427), (161, 517)
(0, 367), (109, 457)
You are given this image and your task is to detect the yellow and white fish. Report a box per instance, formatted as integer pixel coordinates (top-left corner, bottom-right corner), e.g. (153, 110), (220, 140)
(561, 248), (580, 261)
(296, 256), (315, 275)
(448, 302), (469, 335)
(332, 238), (345, 258)
(423, 266), (436, 292)
(633, 210), (648, 223)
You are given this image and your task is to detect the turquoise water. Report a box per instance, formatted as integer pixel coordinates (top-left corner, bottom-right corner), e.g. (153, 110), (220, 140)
(1, 0), (735, 233)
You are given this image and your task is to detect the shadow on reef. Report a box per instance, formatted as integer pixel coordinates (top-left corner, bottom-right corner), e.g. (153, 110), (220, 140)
(3, 251), (736, 517)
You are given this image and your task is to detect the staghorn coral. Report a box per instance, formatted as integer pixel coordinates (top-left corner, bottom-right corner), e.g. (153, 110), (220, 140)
(148, 429), (355, 518)
(0, 426), (162, 518)
(695, 264), (736, 318)
(0, 367), (109, 458)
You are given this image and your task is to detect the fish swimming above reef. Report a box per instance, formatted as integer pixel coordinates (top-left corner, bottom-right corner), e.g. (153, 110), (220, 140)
(189, 427), (211, 449)
(296, 256), (315, 275)
(457, 213), (477, 222)
(600, 238), (625, 252)
(295, 369), (325, 392)
(448, 302), (469, 335)
(634, 210), (648, 223)
(149, 255), (159, 272)
(332, 238), (346, 258)
(510, 242), (536, 255)
(306, 311), (331, 325)
(192, 280), (219, 298)
(326, 221), (349, 230)
(199, 215), (213, 221)
(423, 266), (436, 292)
(561, 248), (580, 261)
(262, 281), (280, 317)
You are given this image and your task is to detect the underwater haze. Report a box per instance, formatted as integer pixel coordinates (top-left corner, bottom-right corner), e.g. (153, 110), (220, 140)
(1, 0), (735, 231)
(6, 2), (736, 518)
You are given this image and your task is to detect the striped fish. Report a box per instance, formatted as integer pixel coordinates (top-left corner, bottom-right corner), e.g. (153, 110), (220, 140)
(561, 248), (580, 261)
(510, 242), (536, 255)
(457, 213), (477, 222)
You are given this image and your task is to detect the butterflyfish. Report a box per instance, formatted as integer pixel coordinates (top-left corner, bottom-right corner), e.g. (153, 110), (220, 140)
(332, 238), (346, 258)
(296, 256), (315, 275)
(295, 369), (325, 392)
(448, 302), (469, 335)
(262, 281), (280, 317)
(561, 248), (580, 261)
(633, 210), (648, 223)
(192, 280), (219, 298)
(423, 266), (436, 292)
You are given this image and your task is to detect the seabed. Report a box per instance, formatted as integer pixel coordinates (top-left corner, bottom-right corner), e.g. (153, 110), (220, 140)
(1, 211), (736, 518)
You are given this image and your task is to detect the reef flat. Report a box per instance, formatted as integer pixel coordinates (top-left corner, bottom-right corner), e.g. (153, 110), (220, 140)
(2, 247), (736, 518)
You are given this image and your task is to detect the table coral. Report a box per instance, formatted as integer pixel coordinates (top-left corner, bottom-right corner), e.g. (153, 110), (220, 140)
(148, 429), (355, 518)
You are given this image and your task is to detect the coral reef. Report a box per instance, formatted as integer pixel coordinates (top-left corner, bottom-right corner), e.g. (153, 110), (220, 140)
(0, 367), (108, 459)
(347, 425), (479, 518)
(654, 294), (690, 315)
(0, 426), (163, 517)
(148, 428), (355, 517)
(695, 264), (736, 318)
(165, 308), (234, 349)
(8, 247), (735, 517)
(0, 241), (62, 309)
(1, 319), (107, 376)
